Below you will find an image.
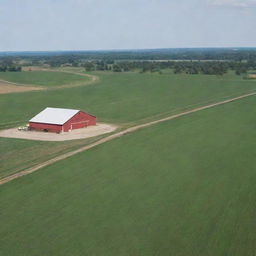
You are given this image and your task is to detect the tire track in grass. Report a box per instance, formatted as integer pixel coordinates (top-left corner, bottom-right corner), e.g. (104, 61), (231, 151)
(1, 91), (256, 185)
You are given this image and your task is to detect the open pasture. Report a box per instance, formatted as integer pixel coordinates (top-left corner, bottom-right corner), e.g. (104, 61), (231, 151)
(1, 95), (256, 255)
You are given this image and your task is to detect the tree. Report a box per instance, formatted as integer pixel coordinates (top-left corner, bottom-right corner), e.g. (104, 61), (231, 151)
(113, 64), (122, 72)
(235, 66), (247, 75)
(84, 62), (94, 72)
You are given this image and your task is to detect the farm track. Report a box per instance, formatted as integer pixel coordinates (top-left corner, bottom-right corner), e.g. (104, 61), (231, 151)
(0, 70), (99, 94)
(1, 91), (256, 185)
(35, 68), (99, 88)
(0, 79), (41, 87)
(0, 79), (44, 94)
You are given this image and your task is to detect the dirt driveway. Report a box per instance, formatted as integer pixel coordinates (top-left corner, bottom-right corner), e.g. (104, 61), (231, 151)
(0, 123), (117, 141)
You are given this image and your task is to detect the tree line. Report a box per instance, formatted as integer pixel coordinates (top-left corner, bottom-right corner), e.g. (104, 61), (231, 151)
(0, 58), (22, 72)
(83, 60), (255, 76)
(2, 48), (256, 62)
(0, 65), (21, 72)
(1, 48), (256, 75)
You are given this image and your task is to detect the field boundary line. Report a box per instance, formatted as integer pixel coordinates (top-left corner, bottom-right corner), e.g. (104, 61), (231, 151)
(1, 91), (256, 185)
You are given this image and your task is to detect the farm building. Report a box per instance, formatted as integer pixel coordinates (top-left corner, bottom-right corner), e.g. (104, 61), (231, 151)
(29, 107), (96, 133)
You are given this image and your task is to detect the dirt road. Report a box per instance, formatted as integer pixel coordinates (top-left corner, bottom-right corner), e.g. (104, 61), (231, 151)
(0, 80), (43, 94)
(1, 91), (256, 185)
(35, 68), (99, 89)
(0, 70), (99, 94)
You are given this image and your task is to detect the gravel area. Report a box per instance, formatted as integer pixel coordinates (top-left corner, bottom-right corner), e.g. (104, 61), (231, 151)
(0, 123), (117, 141)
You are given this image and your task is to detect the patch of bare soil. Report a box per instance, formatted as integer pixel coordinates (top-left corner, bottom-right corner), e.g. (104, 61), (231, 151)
(0, 80), (43, 94)
(249, 74), (256, 79)
(0, 123), (117, 141)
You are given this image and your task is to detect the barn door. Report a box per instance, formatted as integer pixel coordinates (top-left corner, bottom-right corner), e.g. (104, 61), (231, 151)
(70, 121), (89, 130)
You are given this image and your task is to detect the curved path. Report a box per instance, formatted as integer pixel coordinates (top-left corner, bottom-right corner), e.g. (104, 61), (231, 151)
(0, 69), (99, 94)
(1, 91), (256, 185)
(36, 68), (99, 88)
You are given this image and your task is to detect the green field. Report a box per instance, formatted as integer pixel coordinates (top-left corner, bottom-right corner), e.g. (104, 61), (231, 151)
(0, 134), (107, 179)
(1, 70), (256, 255)
(0, 71), (90, 86)
(1, 71), (256, 178)
(1, 95), (256, 255)
(1, 72), (256, 129)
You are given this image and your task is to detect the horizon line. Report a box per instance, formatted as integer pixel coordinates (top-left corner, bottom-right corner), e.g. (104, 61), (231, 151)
(1, 46), (256, 54)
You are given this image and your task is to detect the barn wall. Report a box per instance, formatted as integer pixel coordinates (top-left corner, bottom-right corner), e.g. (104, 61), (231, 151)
(29, 111), (96, 133)
(63, 111), (96, 132)
(29, 122), (62, 133)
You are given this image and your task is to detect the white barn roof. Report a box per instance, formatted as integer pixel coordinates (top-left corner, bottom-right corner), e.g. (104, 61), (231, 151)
(29, 107), (80, 125)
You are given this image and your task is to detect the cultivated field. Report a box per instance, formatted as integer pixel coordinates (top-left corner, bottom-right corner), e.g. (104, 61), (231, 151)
(1, 95), (256, 255)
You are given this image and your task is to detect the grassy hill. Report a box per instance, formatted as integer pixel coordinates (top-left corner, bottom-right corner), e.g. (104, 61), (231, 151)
(1, 95), (256, 255)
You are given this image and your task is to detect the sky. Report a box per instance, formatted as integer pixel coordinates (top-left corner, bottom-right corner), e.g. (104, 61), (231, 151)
(0, 0), (255, 51)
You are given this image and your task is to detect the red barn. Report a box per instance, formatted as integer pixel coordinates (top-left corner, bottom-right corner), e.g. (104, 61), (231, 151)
(29, 107), (96, 133)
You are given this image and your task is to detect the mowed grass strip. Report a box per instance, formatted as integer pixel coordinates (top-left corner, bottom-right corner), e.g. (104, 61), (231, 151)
(1, 96), (256, 256)
(1, 72), (256, 128)
(0, 71), (90, 87)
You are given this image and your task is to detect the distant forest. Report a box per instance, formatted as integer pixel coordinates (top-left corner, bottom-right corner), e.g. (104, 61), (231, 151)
(0, 48), (256, 75)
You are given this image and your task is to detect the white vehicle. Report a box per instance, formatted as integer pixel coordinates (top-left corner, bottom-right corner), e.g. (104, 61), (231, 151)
(18, 125), (30, 131)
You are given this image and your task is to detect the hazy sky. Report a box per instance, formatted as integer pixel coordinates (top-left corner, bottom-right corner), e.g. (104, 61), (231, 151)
(0, 0), (255, 51)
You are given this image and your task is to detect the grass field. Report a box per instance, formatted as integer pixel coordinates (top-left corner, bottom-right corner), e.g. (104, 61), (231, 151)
(1, 95), (256, 255)
(1, 72), (256, 129)
(0, 134), (108, 179)
(0, 71), (90, 86)
(1, 71), (256, 178)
